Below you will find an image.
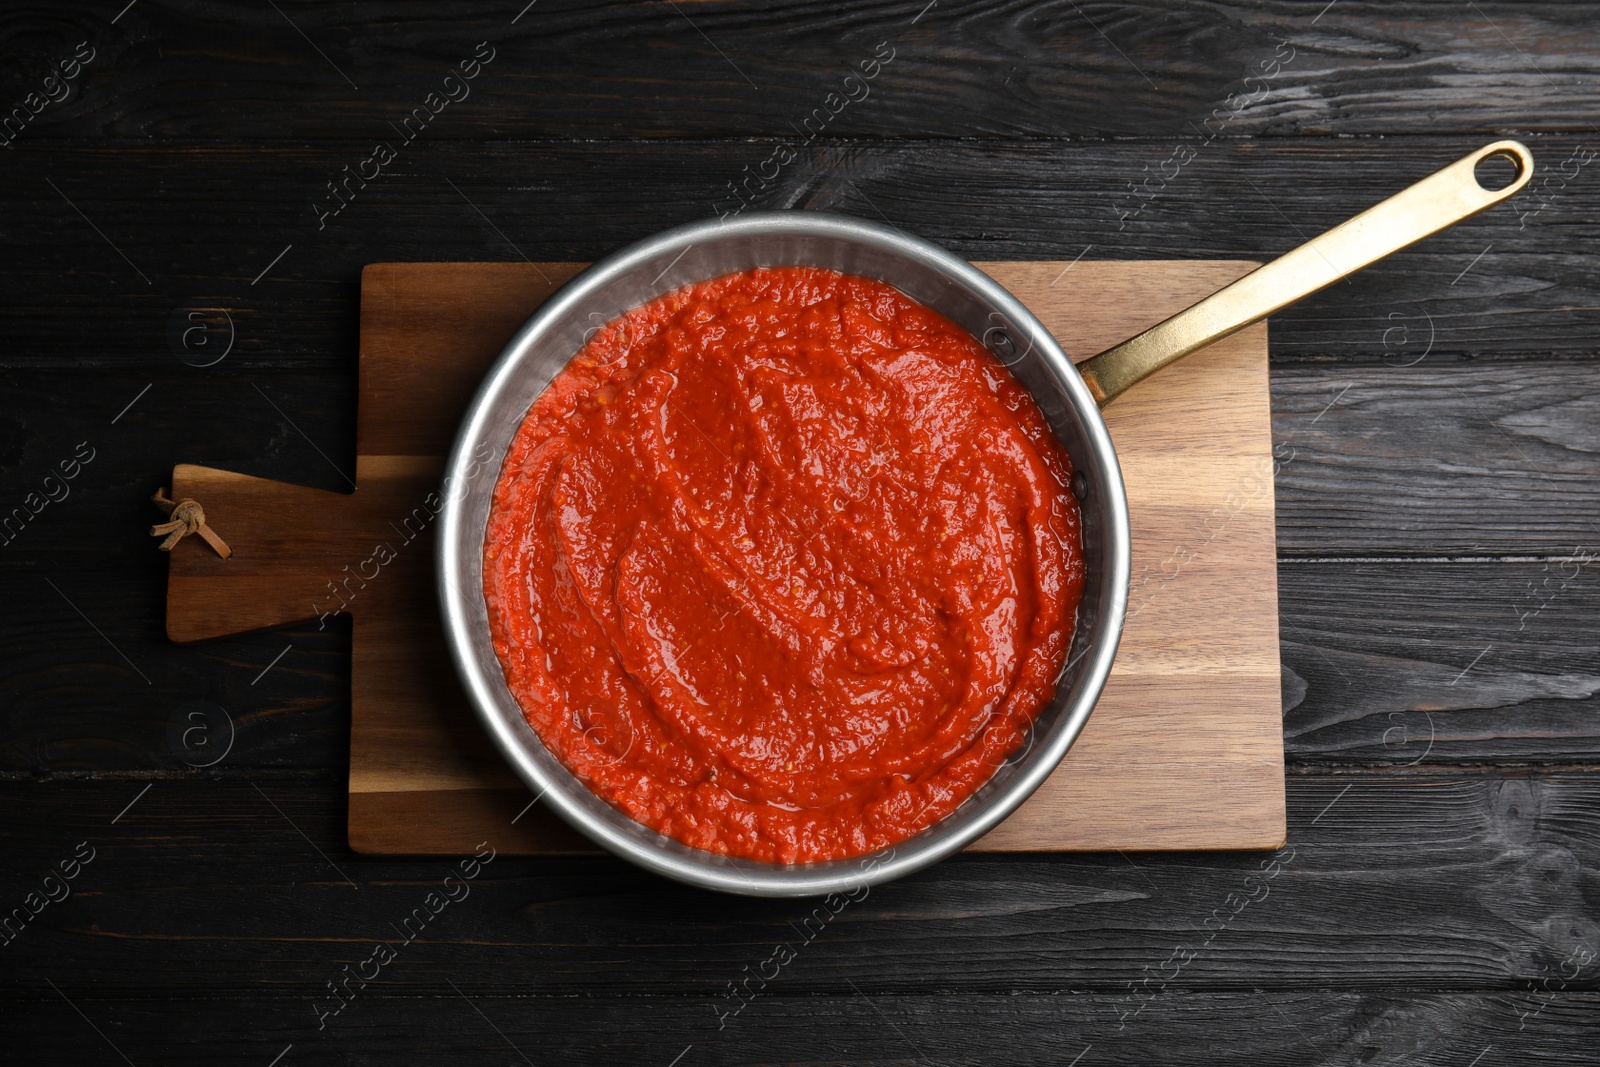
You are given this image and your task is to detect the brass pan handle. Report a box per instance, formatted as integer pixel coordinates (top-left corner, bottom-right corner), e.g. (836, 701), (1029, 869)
(1078, 140), (1534, 407)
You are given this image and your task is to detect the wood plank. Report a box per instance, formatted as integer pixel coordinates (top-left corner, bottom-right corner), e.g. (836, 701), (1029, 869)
(356, 262), (584, 456)
(10, 2), (1599, 140)
(348, 788), (590, 854)
(3, 138), (1595, 370)
(1280, 560), (1600, 764)
(13, 556), (1600, 775)
(1272, 360), (1600, 556)
(12, 356), (1600, 565)
(0, 771), (1594, 994)
(3, 991), (1596, 1066)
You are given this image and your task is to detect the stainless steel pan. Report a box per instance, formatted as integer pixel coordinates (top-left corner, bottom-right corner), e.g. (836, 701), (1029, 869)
(437, 141), (1531, 896)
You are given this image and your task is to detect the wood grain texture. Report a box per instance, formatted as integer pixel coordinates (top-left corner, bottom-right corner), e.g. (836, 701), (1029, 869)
(163, 258), (1287, 856)
(0, 771), (1593, 994)
(3, 1), (1598, 1061)
(1279, 561), (1600, 765)
(14, 557), (1600, 776)
(4, 1), (1599, 140)
(11, 355), (1600, 572)
(4, 991), (1598, 1065)
(1272, 362), (1600, 556)
(3, 137), (1595, 370)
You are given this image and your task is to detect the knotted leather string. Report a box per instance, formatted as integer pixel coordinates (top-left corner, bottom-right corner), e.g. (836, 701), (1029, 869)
(150, 490), (232, 559)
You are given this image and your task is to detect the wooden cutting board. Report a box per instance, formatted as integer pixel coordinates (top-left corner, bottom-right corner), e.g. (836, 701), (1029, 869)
(164, 260), (1286, 856)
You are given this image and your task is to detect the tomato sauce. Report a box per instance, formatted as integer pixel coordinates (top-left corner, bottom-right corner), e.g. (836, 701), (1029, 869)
(484, 266), (1084, 863)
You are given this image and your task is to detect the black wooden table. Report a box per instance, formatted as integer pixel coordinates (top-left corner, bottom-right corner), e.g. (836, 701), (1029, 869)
(3, 3), (1597, 1063)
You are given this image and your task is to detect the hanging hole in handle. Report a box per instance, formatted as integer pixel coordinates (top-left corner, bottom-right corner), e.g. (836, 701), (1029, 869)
(1474, 149), (1524, 192)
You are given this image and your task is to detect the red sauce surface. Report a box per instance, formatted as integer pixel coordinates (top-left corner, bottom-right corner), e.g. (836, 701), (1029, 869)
(484, 266), (1085, 863)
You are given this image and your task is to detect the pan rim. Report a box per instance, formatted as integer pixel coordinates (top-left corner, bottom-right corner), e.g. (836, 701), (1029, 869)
(436, 210), (1131, 896)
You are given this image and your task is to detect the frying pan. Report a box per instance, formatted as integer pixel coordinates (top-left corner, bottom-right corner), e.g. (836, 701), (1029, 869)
(437, 141), (1532, 896)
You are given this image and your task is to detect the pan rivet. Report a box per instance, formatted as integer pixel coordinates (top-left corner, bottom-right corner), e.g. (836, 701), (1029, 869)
(1072, 471), (1089, 501)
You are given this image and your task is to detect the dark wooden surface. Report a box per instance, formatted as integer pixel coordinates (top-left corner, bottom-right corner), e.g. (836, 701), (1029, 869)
(2, 2), (1597, 1063)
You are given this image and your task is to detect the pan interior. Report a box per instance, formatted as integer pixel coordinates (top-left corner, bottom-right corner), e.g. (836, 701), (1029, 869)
(437, 212), (1129, 896)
